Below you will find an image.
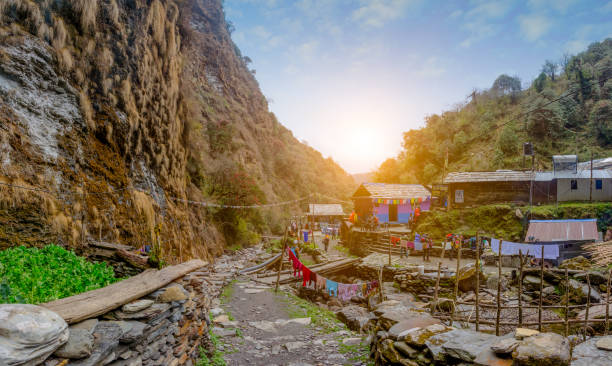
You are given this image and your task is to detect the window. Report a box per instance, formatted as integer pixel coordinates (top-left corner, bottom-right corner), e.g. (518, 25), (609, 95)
(596, 179), (603, 190)
(570, 180), (578, 190)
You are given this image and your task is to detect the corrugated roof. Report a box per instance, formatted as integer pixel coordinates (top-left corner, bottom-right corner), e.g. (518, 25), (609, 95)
(353, 183), (430, 199)
(307, 204), (344, 216)
(444, 171), (534, 183)
(525, 219), (598, 242)
(577, 157), (612, 170)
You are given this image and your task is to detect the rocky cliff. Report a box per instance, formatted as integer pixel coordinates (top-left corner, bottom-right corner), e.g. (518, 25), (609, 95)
(0, 0), (355, 262)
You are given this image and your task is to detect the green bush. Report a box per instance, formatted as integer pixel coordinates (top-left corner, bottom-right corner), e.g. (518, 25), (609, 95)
(0, 245), (119, 304)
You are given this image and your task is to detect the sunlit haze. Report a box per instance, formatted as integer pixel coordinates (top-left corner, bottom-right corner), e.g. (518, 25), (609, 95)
(226, 0), (612, 173)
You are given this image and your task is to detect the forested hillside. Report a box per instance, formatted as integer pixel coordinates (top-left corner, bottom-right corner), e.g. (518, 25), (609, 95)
(0, 0), (354, 261)
(375, 38), (612, 185)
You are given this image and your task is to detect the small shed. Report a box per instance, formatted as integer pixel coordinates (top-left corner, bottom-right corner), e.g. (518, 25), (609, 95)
(307, 204), (344, 223)
(351, 183), (431, 223)
(525, 219), (600, 260)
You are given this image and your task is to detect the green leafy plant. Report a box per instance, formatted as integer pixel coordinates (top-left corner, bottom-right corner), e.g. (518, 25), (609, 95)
(0, 245), (120, 304)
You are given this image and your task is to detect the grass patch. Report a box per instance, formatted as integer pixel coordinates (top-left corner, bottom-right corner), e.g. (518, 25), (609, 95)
(197, 330), (226, 366)
(0, 245), (120, 304)
(300, 257), (316, 267)
(220, 280), (237, 305)
(335, 244), (357, 258)
(338, 339), (372, 365)
(278, 290), (342, 333)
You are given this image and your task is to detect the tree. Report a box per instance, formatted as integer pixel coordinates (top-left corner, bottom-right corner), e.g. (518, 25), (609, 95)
(526, 96), (562, 139)
(533, 72), (547, 93)
(542, 60), (558, 81)
(590, 100), (612, 144)
(491, 74), (521, 96)
(373, 158), (401, 183)
(497, 126), (518, 155)
(559, 52), (572, 74)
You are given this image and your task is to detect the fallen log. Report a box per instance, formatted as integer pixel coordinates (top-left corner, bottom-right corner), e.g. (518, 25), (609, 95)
(42, 259), (207, 324)
(116, 248), (150, 269)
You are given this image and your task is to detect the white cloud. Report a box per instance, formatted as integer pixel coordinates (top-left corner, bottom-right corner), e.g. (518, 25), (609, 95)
(518, 14), (552, 41)
(466, 1), (513, 19)
(459, 21), (497, 48)
(294, 40), (319, 62)
(252, 25), (271, 39)
(414, 57), (446, 78)
(351, 0), (419, 28)
(602, 1), (612, 13)
(527, 0), (577, 14)
(457, 1), (513, 48)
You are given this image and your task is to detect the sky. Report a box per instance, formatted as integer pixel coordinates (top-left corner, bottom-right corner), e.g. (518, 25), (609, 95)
(224, 0), (612, 174)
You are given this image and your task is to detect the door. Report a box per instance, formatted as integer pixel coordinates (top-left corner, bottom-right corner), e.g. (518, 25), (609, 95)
(389, 204), (398, 222)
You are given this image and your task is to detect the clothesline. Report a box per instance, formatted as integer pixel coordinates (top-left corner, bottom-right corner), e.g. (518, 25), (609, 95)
(490, 238), (559, 260)
(286, 247), (378, 301)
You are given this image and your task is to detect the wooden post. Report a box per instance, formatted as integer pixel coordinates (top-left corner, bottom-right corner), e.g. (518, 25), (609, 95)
(275, 226), (288, 293)
(379, 265), (385, 302)
(538, 245), (544, 332)
(451, 247), (461, 327)
(388, 225), (391, 266)
(441, 240), (446, 260)
(475, 233), (480, 331)
(584, 271), (591, 341)
(518, 249), (524, 327)
(496, 240), (503, 336)
(432, 262), (442, 315)
(606, 268), (611, 336)
(565, 268), (570, 337)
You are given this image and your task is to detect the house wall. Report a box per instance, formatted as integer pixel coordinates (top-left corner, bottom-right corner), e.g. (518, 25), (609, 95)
(448, 181), (556, 207)
(557, 178), (612, 201)
(373, 203), (412, 223)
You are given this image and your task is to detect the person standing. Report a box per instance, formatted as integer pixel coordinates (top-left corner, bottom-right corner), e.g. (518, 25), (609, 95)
(323, 234), (330, 252)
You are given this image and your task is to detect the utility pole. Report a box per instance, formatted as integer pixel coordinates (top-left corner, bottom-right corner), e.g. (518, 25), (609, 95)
(590, 150), (593, 202)
(529, 154), (534, 219)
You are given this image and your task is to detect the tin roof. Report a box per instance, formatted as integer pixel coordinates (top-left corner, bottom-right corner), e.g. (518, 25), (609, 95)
(553, 155), (578, 163)
(577, 157), (612, 170)
(352, 183), (431, 199)
(444, 170), (534, 183)
(307, 204), (344, 216)
(525, 219), (599, 243)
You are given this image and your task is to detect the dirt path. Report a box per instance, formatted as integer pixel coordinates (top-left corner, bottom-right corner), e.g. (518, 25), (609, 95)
(210, 277), (370, 366)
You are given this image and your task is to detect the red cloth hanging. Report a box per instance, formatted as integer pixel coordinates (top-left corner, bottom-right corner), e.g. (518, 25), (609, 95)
(302, 266), (312, 287)
(390, 236), (401, 246)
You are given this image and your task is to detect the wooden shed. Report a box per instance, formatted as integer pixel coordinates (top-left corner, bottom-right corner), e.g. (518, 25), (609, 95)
(351, 183), (431, 223)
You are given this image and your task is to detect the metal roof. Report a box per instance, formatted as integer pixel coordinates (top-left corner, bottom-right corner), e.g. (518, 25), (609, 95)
(550, 170), (612, 179)
(443, 171), (534, 183)
(307, 204), (344, 216)
(577, 157), (612, 170)
(553, 155), (578, 163)
(352, 183), (431, 199)
(525, 219), (598, 243)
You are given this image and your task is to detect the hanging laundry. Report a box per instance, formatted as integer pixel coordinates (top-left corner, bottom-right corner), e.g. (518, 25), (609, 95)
(326, 279), (338, 297)
(303, 230), (309, 242)
(302, 266), (312, 287)
(390, 236), (401, 246)
(315, 275), (327, 291)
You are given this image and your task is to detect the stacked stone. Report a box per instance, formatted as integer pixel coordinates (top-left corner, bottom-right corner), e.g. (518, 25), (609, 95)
(42, 270), (215, 366)
(368, 299), (583, 365)
(353, 263), (406, 282)
(394, 273), (454, 297)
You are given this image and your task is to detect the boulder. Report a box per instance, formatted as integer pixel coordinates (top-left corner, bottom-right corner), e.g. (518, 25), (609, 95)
(426, 328), (500, 363)
(157, 286), (188, 302)
(490, 338), (521, 354)
(335, 305), (375, 332)
(0, 304), (69, 366)
(574, 271), (608, 286)
(53, 328), (94, 359)
(457, 263), (485, 292)
(67, 322), (123, 366)
(401, 323), (452, 348)
(522, 275), (551, 291)
(387, 316), (441, 340)
(378, 339), (401, 364)
(559, 256), (592, 270)
(572, 336), (612, 366)
(474, 348), (513, 366)
(566, 279), (601, 304)
(512, 332), (570, 366)
(596, 336), (612, 351)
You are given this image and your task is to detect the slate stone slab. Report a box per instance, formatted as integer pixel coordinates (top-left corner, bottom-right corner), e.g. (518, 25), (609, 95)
(512, 332), (570, 366)
(426, 329), (501, 363)
(572, 337), (612, 366)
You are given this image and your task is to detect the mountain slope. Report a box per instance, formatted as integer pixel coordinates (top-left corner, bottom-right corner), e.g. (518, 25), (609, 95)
(374, 38), (612, 185)
(0, 0), (355, 261)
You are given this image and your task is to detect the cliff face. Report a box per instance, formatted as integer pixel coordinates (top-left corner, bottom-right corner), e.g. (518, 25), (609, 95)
(0, 0), (355, 262)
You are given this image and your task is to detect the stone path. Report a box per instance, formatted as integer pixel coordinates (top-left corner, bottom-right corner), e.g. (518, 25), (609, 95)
(211, 278), (370, 366)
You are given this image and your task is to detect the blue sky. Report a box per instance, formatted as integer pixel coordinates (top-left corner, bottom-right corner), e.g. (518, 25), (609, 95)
(225, 0), (612, 174)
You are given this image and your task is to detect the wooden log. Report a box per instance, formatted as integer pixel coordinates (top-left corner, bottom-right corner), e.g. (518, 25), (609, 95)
(538, 245), (544, 332)
(451, 247), (461, 327)
(496, 240), (503, 336)
(565, 268), (570, 337)
(116, 249), (150, 269)
(432, 262), (441, 315)
(42, 259), (207, 324)
(584, 271), (591, 341)
(518, 250), (523, 327)
(475, 234), (480, 331)
(606, 269), (611, 335)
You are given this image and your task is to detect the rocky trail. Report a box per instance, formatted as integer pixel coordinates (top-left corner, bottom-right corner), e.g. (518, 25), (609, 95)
(208, 276), (370, 366)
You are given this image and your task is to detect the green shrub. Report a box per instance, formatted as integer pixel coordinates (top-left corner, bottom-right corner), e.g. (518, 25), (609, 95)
(0, 245), (119, 304)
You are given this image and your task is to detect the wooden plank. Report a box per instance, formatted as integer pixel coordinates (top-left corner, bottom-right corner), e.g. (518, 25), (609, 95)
(42, 259), (207, 324)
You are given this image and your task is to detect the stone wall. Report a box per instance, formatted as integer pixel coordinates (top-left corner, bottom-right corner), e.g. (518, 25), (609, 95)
(40, 268), (222, 366)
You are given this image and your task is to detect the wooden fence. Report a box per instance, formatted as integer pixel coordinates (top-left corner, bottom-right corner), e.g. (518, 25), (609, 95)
(428, 237), (612, 337)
